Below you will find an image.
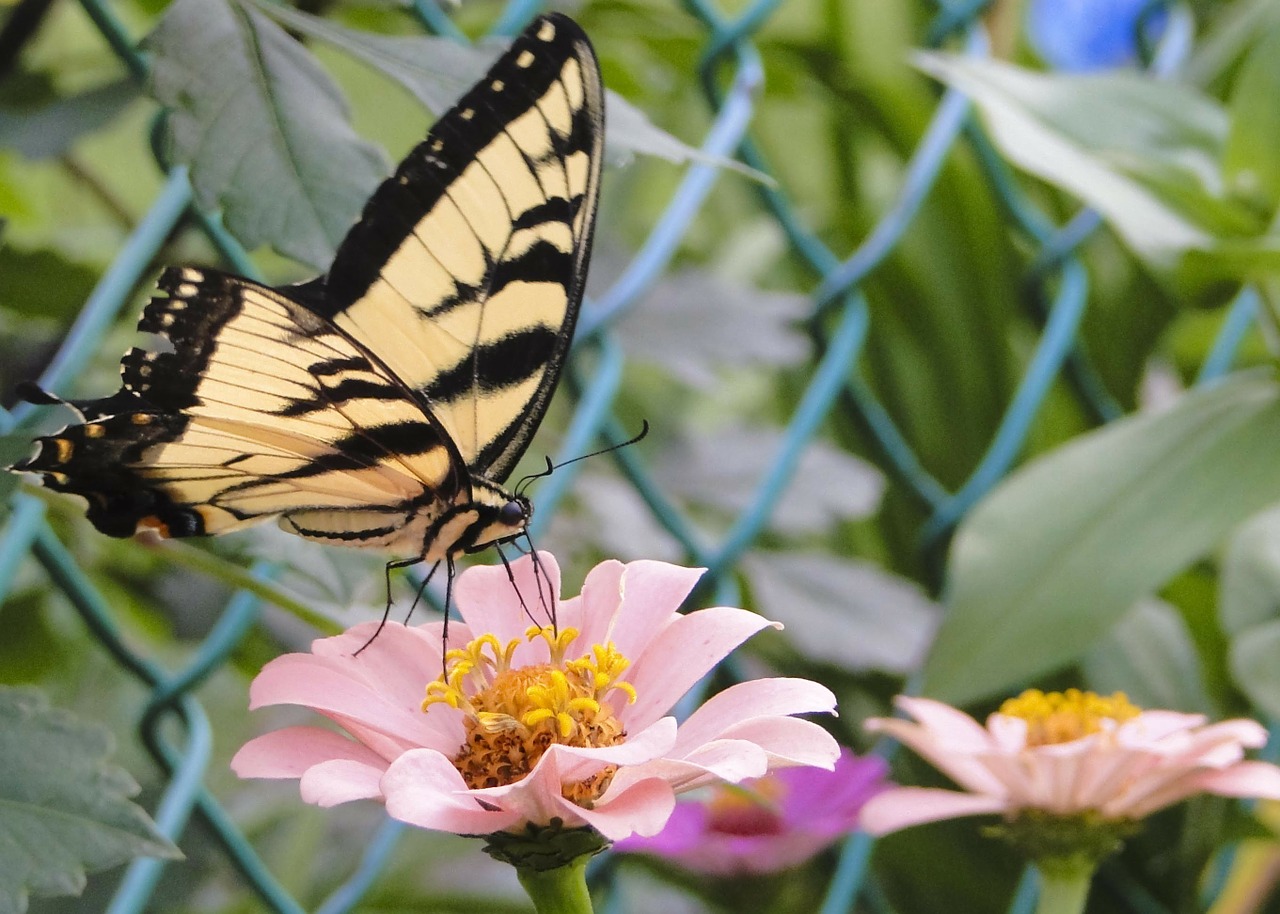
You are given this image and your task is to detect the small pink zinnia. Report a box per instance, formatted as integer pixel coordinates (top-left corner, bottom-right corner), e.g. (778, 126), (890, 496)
(614, 747), (886, 875)
(861, 691), (1280, 838)
(232, 553), (839, 845)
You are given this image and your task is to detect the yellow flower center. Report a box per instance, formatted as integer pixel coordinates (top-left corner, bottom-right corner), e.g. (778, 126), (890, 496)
(422, 626), (637, 805)
(999, 688), (1141, 747)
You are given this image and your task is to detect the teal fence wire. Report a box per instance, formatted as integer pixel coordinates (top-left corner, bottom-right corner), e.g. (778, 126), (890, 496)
(0, 0), (1248, 912)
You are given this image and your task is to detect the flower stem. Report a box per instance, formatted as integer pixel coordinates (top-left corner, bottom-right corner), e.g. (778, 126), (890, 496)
(1034, 857), (1095, 914)
(516, 857), (595, 914)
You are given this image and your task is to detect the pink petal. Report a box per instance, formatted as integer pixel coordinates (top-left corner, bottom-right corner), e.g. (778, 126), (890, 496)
(479, 753), (676, 841)
(866, 716), (1007, 798)
(613, 802), (707, 856)
(606, 561), (707, 662)
(453, 552), (562, 658)
(611, 740), (771, 795)
(623, 613), (782, 731)
(560, 559), (625, 649)
(249, 655), (444, 757)
(231, 726), (388, 779)
(309, 621), (469, 709)
(670, 678), (836, 757)
(1118, 710), (1208, 745)
(1064, 741), (1152, 811)
(986, 714), (1031, 752)
(575, 776), (676, 840)
(713, 716), (840, 769)
(300, 758), (386, 806)
(474, 750), (591, 830)
(1171, 719), (1269, 759)
(1120, 761), (1280, 819)
(974, 747), (1040, 808)
(1196, 760), (1280, 799)
(382, 748), (522, 835)
(859, 787), (1009, 836)
(534, 718), (677, 783)
(899, 697), (997, 752)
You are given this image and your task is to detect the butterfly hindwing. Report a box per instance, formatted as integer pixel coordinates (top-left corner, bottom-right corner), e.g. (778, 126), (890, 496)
(13, 13), (604, 561)
(21, 266), (464, 549)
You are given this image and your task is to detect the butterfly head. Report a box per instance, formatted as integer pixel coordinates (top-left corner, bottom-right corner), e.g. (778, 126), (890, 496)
(452, 479), (534, 557)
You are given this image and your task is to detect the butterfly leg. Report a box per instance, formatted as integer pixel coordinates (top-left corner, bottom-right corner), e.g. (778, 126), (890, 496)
(440, 553), (457, 676)
(523, 534), (557, 631)
(495, 545), (538, 627)
(355, 555), (428, 656)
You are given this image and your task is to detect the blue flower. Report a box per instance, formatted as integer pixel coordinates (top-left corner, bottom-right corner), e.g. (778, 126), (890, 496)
(1027, 0), (1170, 71)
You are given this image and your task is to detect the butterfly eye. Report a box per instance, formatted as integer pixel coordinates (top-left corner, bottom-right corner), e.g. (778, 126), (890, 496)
(499, 499), (528, 526)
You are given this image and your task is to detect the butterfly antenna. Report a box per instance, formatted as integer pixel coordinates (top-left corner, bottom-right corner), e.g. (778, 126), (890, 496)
(517, 421), (650, 499)
(514, 456), (555, 499)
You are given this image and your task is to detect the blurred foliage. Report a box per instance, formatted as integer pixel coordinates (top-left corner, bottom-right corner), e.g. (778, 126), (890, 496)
(9, 0), (1280, 912)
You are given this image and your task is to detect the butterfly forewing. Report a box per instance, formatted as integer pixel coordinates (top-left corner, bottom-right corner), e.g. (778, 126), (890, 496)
(310, 15), (604, 480)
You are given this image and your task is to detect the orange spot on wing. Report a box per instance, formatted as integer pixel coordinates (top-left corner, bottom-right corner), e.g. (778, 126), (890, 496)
(136, 516), (171, 538)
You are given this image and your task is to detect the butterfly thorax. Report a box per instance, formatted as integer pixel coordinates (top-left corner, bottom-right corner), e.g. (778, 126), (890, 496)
(275, 473), (530, 563)
(419, 478), (532, 562)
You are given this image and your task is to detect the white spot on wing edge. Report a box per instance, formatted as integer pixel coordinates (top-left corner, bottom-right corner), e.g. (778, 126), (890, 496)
(516, 50), (535, 68)
(537, 20), (555, 41)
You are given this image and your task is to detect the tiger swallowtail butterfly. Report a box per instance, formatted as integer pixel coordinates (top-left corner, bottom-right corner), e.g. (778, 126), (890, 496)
(12, 14), (604, 577)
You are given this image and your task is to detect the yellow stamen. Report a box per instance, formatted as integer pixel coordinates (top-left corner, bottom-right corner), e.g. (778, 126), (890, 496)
(999, 688), (1141, 747)
(421, 625), (636, 804)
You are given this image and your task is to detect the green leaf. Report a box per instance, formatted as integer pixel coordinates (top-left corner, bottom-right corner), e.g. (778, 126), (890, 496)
(0, 80), (140, 161)
(144, 0), (389, 269)
(250, 2), (752, 174)
(1178, 238), (1280, 293)
(252, 2), (484, 113)
(656, 423), (883, 536)
(915, 53), (1237, 266)
(617, 269), (811, 387)
(1081, 599), (1212, 714)
(743, 551), (939, 674)
(0, 687), (179, 914)
(0, 245), (100, 320)
(923, 373), (1280, 706)
(1220, 505), (1280, 718)
(1223, 26), (1280, 215)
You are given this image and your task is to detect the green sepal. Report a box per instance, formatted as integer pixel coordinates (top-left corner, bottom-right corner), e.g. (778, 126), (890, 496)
(482, 819), (610, 872)
(984, 810), (1141, 869)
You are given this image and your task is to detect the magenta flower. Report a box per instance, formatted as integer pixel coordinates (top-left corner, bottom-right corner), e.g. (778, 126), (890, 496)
(232, 553), (839, 842)
(613, 747), (886, 875)
(861, 691), (1280, 836)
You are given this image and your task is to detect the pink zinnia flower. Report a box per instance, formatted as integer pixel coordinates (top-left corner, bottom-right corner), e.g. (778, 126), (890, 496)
(861, 691), (1280, 836)
(232, 553), (839, 842)
(614, 747), (886, 875)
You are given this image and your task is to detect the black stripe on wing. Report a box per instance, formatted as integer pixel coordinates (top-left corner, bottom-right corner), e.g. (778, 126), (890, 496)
(314, 14), (596, 315)
(16, 266), (470, 541)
